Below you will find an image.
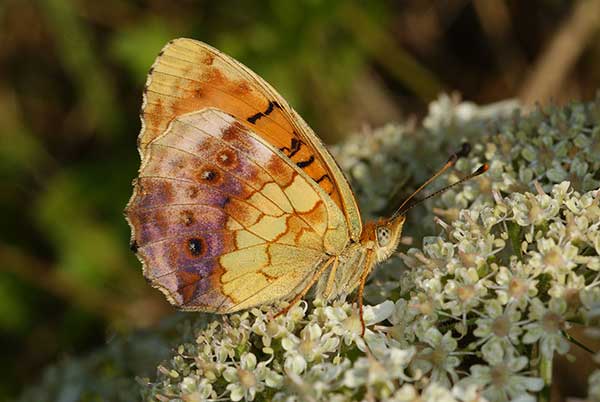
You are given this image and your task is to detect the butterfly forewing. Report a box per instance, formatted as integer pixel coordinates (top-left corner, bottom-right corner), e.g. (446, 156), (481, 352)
(139, 38), (362, 240)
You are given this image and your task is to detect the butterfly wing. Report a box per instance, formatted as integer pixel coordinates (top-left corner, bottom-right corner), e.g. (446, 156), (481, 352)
(139, 38), (362, 240)
(126, 109), (349, 312)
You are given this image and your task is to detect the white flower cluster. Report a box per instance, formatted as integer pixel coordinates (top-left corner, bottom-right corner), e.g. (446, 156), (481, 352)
(146, 182), (600, 401)
(387, 182), (599, 401)
(148, 300), (487, 402)
(434, 97), (600, 214)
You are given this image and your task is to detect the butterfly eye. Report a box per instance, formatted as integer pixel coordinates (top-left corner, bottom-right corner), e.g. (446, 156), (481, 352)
(376, 226), (391, 247)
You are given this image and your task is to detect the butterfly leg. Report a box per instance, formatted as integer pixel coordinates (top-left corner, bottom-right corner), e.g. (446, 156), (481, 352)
(323, 257), (340, 299)
(274, 256), (336, 319)
(357, 250), (375, 336)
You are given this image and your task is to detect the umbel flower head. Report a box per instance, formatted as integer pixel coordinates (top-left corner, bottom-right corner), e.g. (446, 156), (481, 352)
(143, 96), (600, 402)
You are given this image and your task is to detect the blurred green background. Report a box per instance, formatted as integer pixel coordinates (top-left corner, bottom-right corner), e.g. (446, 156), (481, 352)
(2, 0), (600, 398)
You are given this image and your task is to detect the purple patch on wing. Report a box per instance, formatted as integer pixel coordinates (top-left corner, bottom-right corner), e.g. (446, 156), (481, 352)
(137, 224), (233, 308)
(140, 240), (233, 310)
(139, 229), (231, 266)
(130, 177), (231, 211)
(140, 146), (248, 195)
(139, 242), (218, 280)
(130, 204), (228, 246)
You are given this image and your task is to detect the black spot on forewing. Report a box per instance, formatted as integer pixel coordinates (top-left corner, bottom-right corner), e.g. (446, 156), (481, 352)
(264, 100), (281, 115)
(187, 238), (205, 257)
(246, 101), (282, 124)
(247, 111), (263, 124)
(316, 174), (331, 184)
(296, 155), (315, 168)
(279, 137), (303, 158)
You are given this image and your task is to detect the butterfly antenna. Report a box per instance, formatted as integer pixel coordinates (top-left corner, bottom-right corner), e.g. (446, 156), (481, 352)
(397, 163), (489, 216)
(391, 143), (472, 219)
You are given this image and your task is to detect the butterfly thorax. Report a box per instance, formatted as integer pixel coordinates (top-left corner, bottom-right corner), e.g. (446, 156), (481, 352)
(314, 215), (406, 301)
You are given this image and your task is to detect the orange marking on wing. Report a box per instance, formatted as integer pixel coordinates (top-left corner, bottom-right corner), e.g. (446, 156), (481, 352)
(215, 148), (238, 168)
(249, 245), (287, 282)
(224, 197), (264, 227)
(179, 209), (195, 227)
(151, 210), (168, 235)
(177, 271), (203, 304)
(266, 214), (294, 244)
(233, 80), (252, 96)
(193, 134), (216, 154)
(258, 270), (278, 283)
(265, 245), (273, 269)
(298, 200), (327, 235)
(186, 186), (199, 199)
(220, 120), (249, 143)
(194, 164), (223, 185)
(145, 98), (165, 136)
(208, 264), (230, 304)
(265, 153), (296, 187)
(202, 52), (215, 66)
(294, 226), (313, 245)
(275, 215), (322, 250)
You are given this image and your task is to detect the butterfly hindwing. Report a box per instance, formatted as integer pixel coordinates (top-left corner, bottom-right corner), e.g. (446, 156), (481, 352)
(139, 38), (362, 240)
(126, 109), (349, 312)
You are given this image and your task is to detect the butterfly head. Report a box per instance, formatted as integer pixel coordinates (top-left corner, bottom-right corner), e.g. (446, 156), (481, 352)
(373, 215), (406, 262)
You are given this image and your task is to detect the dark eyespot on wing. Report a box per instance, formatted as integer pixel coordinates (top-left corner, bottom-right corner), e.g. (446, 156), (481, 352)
(196, 166), (221, 184)
(187, 238), (205, 257)
(216, 149), (237, 168)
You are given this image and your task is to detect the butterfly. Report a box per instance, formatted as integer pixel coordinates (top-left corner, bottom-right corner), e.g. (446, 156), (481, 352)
(125, 38), (485, 333)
